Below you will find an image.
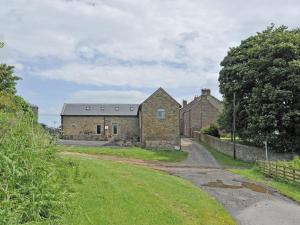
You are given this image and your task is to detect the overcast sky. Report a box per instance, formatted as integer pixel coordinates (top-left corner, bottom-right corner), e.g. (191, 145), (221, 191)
(0, 0), (299, 126)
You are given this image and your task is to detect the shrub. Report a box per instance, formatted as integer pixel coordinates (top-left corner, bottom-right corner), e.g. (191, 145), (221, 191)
(201, 124), (220, 138)
(0, 93), (69, 224)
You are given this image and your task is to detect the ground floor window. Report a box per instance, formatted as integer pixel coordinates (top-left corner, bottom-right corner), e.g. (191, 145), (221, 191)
(96, 125), (101, 134)
(112, 124), (118, 135)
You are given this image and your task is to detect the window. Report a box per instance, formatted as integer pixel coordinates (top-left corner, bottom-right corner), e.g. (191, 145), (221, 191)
(85, 105), (91, 110)
(112, 124), (118, 135)
(130, 106), (134, 111)
(96, 125), (101, 134)
(71, 123), (76, 128)
(100, 106), (104, 111)
(156, 109), (165, 119)
(115, 106), (119, 111)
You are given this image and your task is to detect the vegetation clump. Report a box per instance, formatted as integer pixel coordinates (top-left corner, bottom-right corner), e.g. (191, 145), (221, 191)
(201, 124), (220, 138)
(0, 64), (69, 224)
(218, 25), (300, 152)
(276, 156), (300, 170)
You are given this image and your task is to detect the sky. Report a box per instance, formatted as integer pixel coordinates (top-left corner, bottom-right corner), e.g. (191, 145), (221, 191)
(0, 0), (299, 127)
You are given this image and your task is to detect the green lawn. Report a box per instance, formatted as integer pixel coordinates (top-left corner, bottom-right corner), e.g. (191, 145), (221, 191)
(58, 145), (188, 162)
(231, 168), (300, 203)
(61, 157), (236, 225)
(199, 141), (253, 169)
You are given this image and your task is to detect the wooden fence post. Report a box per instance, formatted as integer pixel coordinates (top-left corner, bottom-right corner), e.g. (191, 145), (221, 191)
(275, 162), (278, 179)
(293, 169), (296, 182)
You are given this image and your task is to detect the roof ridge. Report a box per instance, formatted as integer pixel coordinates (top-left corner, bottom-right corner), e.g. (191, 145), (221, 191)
(141, 87), (181, 106)
(63, 103), (139, 105)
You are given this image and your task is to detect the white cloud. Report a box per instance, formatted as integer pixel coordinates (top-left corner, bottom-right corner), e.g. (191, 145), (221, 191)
(36, 63), (217, 89)
(70, 90), (149, 103)
(1, 0), (300, 95)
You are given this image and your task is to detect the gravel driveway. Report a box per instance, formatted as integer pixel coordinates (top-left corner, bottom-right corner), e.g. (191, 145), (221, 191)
(57, 139), (109, 147)
(174, 139), (300, 225)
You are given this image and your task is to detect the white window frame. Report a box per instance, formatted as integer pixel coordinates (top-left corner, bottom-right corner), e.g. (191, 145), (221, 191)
(96, 124), (102, 134)
(156, 109), (166, 119)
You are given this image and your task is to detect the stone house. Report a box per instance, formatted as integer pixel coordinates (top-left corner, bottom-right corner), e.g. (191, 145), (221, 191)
(180, 89), (222, 137)
(29, 104), (38, 119)
(61, 88), (181, 150)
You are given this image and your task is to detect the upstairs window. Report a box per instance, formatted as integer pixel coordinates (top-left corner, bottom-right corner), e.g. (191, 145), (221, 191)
(156, 109), (165, 119)
(96, 125), (101, 134)
(115, 106), (119, 111)
(100, 106), (105, 111)
(130, 106), (134, 111)
(85, 106), (91, 110)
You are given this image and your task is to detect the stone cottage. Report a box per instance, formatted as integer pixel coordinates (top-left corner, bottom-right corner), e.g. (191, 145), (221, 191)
(180, 89), (222, 137)
(61, 87), (181, 150)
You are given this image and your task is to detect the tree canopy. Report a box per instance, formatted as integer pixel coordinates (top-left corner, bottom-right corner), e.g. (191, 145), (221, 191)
(219, 25), (300, 152)
(0, 64), (20, 94)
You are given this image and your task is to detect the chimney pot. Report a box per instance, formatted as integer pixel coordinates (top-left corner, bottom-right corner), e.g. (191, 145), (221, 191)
(201, 89), (211, 96)
(182, 100), (187, 107)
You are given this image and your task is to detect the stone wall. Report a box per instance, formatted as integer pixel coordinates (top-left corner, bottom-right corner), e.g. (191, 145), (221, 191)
(62, 115), (139, 141)
(194, 131), (297, 162)
(141, 88), (180, 150)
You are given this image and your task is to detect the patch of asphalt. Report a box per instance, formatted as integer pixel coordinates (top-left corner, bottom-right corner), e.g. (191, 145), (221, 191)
(179, 138), (220, 168)
(173, 138), (300, 225)
(60, 139), (300, 225)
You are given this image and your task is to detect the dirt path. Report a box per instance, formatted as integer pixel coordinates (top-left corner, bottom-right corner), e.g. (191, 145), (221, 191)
(61, 139), (300, 225)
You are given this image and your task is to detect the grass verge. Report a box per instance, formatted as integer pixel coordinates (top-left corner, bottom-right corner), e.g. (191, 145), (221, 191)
(61, 157), (236, 225)
(230, 168), (300, 203)
(57, 145), (188, 162)
(199, 141), (253, 169)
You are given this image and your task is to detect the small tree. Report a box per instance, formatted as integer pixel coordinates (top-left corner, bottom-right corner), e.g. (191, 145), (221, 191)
(219, 25), (300, 152)
(0, 64), (20, 94)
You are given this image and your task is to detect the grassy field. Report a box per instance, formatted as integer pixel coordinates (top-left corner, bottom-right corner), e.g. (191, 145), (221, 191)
(199, 141), (253, 169)
(58, 145), (188, 162)
(61, 157), (236, 225)
(231, 168), (300, 203)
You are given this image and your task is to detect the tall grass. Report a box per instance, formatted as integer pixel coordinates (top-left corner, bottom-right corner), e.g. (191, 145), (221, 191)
(0, 94), (69, 224)
(276, 156), (300, 170)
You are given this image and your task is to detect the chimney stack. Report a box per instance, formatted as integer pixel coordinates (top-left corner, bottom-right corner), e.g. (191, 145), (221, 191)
(201, 89), (211, 96)
(182, 100), (187, 108)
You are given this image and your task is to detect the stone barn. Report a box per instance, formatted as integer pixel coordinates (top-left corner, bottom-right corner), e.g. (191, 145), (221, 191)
(61, 88), (181, 150)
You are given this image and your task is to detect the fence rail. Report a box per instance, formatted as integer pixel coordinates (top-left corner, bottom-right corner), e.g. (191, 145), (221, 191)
(256, 160), (300, 185)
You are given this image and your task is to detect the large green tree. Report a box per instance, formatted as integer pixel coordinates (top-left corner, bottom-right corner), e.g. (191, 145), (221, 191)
(0, 64), (20, 94)
(219, 25), (300, 152)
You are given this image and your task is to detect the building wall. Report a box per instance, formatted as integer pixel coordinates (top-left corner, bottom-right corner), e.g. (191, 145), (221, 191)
(30, 105), (38, 119)
(182, 110), (191, 137)
(62, 115), (139, 141)
(140, 89), (180, 150)
(181, 94), (221, 137)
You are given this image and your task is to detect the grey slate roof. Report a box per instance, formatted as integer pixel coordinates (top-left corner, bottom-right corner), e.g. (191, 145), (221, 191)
(61, 103), (139, 116)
